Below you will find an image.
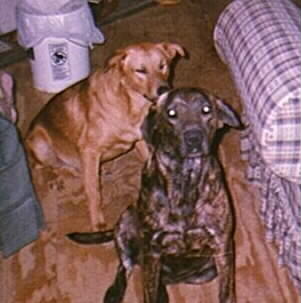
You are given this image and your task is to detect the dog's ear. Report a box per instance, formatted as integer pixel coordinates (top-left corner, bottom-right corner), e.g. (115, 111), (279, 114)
(215, 98), (243, 129)
(141, 107), (158, 146)
(141, 91), (169, 150)
(157, 42), (186, 60)
(106, 49), (127, 70)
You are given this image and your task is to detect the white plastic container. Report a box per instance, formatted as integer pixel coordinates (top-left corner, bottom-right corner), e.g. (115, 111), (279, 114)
(16, 0), (105, 93)
(30, 37), (90, 93)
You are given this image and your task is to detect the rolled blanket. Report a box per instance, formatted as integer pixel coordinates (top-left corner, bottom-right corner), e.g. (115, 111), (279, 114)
(0, 115), (44, 257)
(214, 0), (301, 292)
(214, 0), (301, 184)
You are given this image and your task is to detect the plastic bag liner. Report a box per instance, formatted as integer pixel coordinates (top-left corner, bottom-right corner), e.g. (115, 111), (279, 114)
(16, 0), (105, 49)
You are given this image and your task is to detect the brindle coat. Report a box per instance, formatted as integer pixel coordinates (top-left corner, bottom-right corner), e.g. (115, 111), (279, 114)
(68, 87), (241, 303)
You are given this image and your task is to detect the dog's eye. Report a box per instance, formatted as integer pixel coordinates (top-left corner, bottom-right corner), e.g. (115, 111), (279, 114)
(159, 62), (167, 71)
(135, 68), (147, 74)
(202, 105), (211, 114)
(167, 109), (177, 118)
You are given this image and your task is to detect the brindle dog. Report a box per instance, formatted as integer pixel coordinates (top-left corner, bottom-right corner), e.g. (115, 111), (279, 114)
(67, 87), (242, 303)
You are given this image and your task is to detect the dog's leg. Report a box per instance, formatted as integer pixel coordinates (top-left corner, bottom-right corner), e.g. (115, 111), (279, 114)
(104, 206), (139, 302)
(26, 128), (80, 176)
(216, 239), (235, 303)
(26, 129), (62, 170)
(157, 280), (168, 303)
(143, 254), (166, 303)
(104, 264), (128, 303)
(134, 140), (150, 163)
(81, 150), (105, 230)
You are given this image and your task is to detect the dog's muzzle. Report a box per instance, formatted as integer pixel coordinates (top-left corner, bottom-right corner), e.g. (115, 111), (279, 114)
(184, 129), (203, 155)
(143, 85), (170, 103)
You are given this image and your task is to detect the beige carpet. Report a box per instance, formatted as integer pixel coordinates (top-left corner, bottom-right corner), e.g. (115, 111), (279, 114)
(1, 1), (299, 302)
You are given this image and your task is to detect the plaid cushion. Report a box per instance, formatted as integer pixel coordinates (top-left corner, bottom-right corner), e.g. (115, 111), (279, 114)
(214, 0), (301, 183)
(214, 0), (301, 292)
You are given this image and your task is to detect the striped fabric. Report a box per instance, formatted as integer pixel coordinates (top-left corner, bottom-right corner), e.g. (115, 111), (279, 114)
(214, 0), (301, 292)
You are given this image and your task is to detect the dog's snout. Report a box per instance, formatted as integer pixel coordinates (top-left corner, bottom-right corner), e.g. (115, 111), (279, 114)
(157, 86), (170, 96)
(184, 130), (203, 152)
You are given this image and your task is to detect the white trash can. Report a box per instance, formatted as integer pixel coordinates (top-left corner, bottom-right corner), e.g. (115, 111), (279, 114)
(28, 37), (91, 93)
(16, 0), (105, 93)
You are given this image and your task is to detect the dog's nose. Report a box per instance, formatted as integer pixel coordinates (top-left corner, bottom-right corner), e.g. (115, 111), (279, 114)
(184, 129), (203, 152)
(157, 86), (170, 96)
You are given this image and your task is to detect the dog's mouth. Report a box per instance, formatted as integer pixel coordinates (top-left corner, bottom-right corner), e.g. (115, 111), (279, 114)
(143, 86), (171, 104)
(143, 94), (157, 103)
(184, 149), (204, 159)
(183, 130), (206, 158)
(186, 149), (202, 158)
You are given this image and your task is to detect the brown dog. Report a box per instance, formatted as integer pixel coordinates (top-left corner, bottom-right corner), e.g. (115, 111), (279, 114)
(26, 42), (185, 230)
(68, 87), (241, 302)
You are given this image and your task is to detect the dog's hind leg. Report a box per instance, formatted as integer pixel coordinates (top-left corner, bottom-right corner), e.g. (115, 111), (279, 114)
(26, 126), (81, 176)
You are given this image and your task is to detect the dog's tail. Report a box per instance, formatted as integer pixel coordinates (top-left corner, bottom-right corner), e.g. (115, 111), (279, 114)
(67, 230), (114, 244)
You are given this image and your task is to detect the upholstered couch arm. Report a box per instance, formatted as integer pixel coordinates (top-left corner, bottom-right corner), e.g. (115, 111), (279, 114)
(213, 0), (301, 292)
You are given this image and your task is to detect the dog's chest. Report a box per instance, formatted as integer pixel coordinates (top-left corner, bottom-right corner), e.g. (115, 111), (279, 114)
(140, 161), (228, 255)
(93, 119), (143, 161)
(103, 97), (149, 141)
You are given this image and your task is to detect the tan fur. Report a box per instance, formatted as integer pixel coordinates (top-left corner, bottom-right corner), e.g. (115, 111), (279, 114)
(26, 42), (185, 230)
